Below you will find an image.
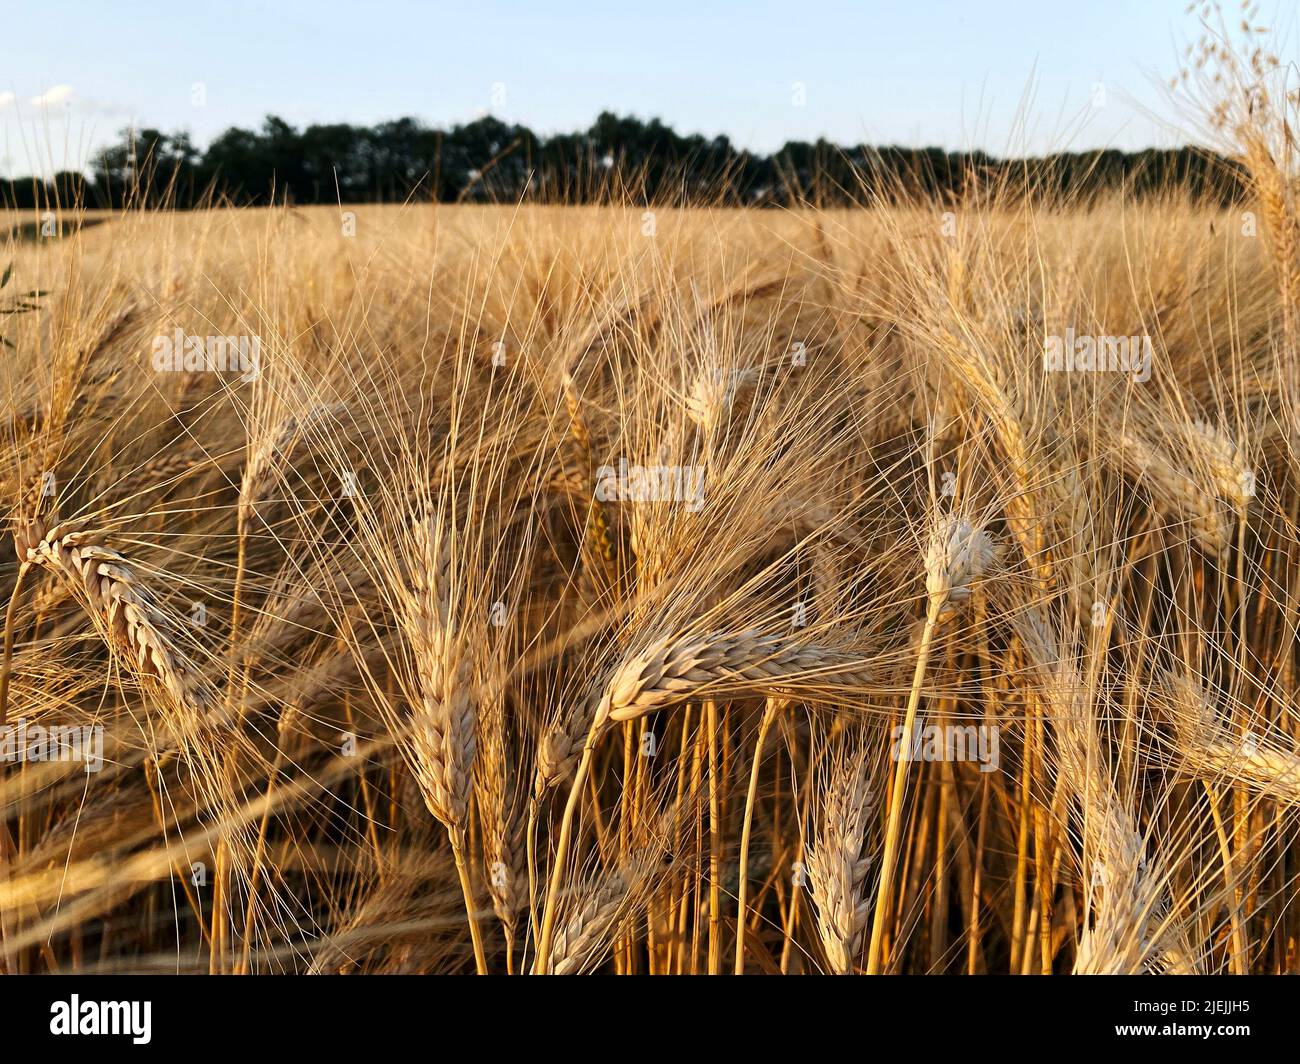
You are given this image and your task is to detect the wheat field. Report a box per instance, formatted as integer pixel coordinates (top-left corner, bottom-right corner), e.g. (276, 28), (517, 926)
(3, 31), (1300, 975)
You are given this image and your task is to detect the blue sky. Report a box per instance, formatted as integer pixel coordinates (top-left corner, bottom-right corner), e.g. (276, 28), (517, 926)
(0, 0), (1287, 176)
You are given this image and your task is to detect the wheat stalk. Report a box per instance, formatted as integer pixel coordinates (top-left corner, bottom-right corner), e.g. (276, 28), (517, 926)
(474, 664), (527, 965)
(12, 517), (212, 716)
(806, 741), (876, 974)
(594, 630), (876, 727)
(536, 630), (875, 971)
(389, 509), (486, 972)
(1165, 673), (1300, 804)
(866, 512), (993, 974)
(1018, 613), (1199, 974)
(1113, 425), (1245, 556)
(684, 366), (758, 439)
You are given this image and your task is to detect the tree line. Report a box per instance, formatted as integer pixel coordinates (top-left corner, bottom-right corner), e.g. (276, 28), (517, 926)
(3, 111), (1252, 210)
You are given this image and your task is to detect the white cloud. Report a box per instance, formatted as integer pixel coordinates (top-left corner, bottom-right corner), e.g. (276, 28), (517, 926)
(0, 91), (14, 110)
(31, 85), (74, 107)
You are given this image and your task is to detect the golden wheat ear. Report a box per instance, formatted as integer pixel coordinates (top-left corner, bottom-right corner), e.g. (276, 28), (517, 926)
(10, 518), (214, 718)
(806, 737), (877, 974)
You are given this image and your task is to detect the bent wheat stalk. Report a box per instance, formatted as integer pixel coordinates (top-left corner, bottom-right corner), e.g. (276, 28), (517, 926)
(8, 517), (212, 717)
(535, 629), (876, 972)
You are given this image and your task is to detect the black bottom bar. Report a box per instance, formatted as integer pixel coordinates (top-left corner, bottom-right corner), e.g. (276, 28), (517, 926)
(2, 974), (1285, 1051)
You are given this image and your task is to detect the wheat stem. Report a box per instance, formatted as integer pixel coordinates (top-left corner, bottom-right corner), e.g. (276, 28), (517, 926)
(735, 697), (779, 974)
(866, 595), (941, 974)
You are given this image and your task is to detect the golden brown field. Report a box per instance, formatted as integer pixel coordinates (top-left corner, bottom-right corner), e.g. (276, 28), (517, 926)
(3, 77), (1300, 977)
